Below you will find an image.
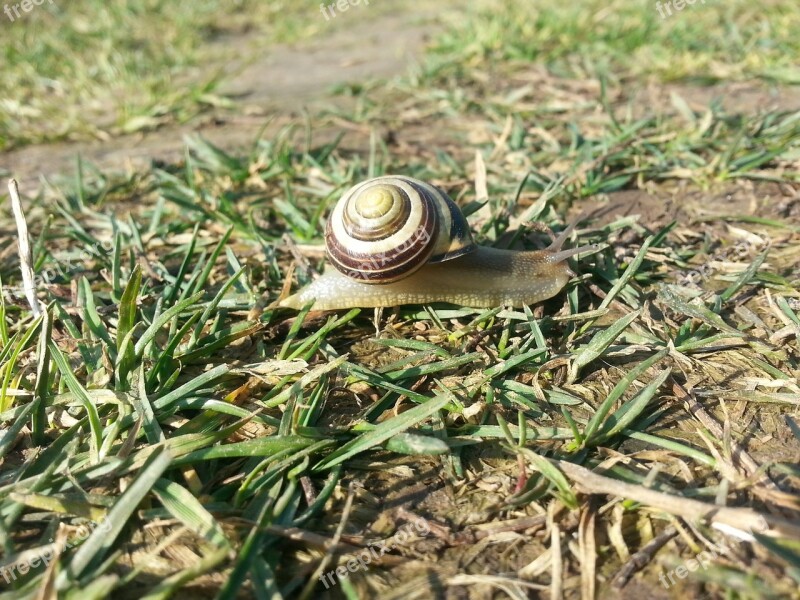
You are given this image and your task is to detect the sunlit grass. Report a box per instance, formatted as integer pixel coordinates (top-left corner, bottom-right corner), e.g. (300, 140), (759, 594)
(1, 0), (799, 597)
(0, 0), (342, 150)
(427, 0), (800, 83)
(0, 107), (798, 595)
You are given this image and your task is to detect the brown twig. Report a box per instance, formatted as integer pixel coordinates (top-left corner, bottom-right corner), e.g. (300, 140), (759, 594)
(298, 483), (356, 600)
(554, 460), (796, 538)
(578, 500), (597, 600)
(611, 525), (678, 588)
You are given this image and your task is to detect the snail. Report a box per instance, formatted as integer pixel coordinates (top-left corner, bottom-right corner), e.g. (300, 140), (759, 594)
(279, 175), (599, 310)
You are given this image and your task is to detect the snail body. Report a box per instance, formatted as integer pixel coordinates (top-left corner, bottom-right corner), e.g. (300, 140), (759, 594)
(280, 175), (596, 310)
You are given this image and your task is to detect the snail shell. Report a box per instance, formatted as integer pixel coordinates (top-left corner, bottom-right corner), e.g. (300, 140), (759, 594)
(325, 176), (474, 282)
(280, 175), (598, 310)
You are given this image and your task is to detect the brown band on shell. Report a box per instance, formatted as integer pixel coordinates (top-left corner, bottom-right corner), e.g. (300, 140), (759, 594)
(325, 199), (437, 282)
(325, 178), (437, 283)
(324, 175), (476, 284)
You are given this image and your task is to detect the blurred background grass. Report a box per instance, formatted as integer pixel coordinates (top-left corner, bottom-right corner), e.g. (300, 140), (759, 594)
(2, 0), (799, 151)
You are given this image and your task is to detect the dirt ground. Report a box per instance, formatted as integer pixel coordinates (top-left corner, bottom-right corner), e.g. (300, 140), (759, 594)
(3, 10), (440, 181)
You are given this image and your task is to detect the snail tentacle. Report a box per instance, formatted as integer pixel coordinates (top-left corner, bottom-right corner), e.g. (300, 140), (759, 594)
(545, 243), (603, 264)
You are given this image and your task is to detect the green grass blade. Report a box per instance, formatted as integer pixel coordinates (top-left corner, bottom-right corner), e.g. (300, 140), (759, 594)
(569, 309), (641, 381)
(152, 478), (230, 549)
(58, 446), (171, 586)
(719, 244), (771, 302)
(313, 394), (449, 471)
(49, 342), (103, 463)
(134, 292), (204, 357)
(592, 367), (672, 444)
(583, 348), (669, 443)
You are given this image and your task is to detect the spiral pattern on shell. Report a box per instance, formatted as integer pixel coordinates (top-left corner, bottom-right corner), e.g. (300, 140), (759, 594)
(325, 175), (475, 283)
